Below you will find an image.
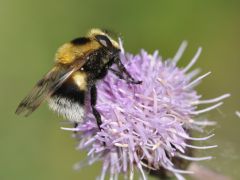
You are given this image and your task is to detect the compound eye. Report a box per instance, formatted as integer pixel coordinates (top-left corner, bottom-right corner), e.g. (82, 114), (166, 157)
(95, 35), (112, 47)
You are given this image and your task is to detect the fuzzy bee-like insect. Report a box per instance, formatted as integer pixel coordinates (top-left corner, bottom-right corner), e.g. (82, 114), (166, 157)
(16, 28), (141, 129)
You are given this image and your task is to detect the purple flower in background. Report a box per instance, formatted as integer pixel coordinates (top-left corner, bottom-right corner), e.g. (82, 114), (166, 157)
(62, 41), (230, 180)
(236, 111), (240, 118)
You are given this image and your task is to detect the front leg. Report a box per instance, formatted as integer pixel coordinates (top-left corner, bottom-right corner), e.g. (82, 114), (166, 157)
(110, 67), (142, 84)
(113, 57), (142, 84)
(109, 68), (124, 79)
(90, 85), (102, 130)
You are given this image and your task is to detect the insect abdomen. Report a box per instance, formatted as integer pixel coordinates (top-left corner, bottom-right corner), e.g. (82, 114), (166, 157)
(48, 73), (87, 123)
(48, 97), (85, 123)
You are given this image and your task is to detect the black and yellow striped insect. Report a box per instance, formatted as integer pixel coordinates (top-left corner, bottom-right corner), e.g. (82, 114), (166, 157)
(16, 28), (141, 129)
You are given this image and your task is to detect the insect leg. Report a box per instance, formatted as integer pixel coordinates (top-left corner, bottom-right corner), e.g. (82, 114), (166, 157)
(73, 122), (78, 134)
(109, 68), (125, 79)
(90, 85), (102, 130)
(74, 123), (78, 128)
(114, 57), (142, 84)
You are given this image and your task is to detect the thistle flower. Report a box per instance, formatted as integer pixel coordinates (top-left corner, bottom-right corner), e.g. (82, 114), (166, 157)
(62, 41), (230, 180)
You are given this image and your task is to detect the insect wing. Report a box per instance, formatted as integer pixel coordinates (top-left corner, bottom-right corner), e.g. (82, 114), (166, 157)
(16, 57), (87, 116)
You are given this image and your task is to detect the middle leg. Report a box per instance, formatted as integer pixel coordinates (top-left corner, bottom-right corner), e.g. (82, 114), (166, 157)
(90, 85), (102, 130)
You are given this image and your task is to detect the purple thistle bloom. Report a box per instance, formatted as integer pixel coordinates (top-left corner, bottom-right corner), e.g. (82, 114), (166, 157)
(62, 41), (230, 180)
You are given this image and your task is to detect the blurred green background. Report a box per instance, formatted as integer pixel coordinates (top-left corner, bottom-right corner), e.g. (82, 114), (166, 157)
(0, 0), (240, 179)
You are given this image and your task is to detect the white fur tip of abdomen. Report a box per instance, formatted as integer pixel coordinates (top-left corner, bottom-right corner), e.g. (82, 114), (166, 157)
(48, 97), (84, 123)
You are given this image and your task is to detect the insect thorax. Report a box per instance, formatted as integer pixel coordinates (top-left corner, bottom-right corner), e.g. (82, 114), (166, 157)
(83, 48), (116, 81)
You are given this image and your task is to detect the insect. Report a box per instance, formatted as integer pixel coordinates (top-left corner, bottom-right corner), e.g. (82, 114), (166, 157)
(15, 28), (141, 129)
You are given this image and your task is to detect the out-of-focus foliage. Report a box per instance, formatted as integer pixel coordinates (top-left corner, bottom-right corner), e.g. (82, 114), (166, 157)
(0, 0), (239, 180)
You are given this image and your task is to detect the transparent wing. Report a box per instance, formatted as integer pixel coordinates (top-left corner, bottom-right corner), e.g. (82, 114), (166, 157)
(15, 58), (87, 117)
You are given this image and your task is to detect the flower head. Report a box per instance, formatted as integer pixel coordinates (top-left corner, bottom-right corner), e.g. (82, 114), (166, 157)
(62, 41), (230, 180)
